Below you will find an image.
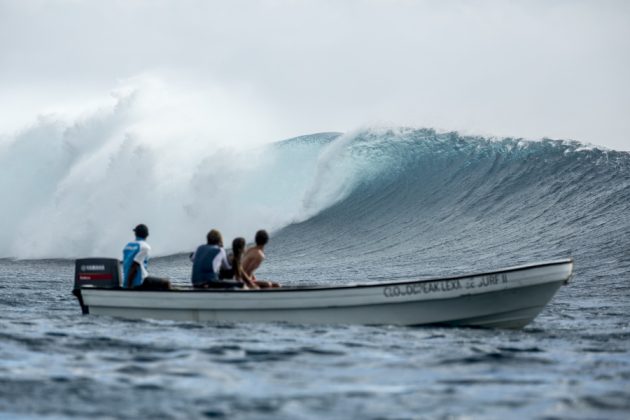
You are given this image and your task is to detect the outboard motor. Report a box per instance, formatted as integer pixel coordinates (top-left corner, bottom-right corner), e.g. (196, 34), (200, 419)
(74, 258), (121, 289)
(73, 258), (121, 314)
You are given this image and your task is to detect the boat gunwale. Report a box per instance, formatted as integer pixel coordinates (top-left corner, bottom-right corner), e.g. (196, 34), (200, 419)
(79, 258), (573, 294)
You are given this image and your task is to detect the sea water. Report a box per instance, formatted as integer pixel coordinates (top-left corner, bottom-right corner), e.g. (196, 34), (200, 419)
(1, 129), (629, 418)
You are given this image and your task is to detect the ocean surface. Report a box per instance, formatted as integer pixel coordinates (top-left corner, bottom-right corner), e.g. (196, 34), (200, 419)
(1, 128), (629, 419)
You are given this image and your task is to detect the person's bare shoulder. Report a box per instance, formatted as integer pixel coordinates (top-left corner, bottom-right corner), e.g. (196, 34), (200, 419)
(242, 247), (264, 274)
(243, 247), (256, 260)
(245, 246), (264, 256)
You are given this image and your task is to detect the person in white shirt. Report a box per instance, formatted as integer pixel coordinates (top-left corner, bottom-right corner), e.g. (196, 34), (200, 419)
(122, 224), (151, 289)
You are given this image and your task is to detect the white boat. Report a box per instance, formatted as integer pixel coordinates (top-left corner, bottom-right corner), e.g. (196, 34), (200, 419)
(72, 258), (572, 329)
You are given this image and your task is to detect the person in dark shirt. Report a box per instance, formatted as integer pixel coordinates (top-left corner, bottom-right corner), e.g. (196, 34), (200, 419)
(191, 229), (242, 289)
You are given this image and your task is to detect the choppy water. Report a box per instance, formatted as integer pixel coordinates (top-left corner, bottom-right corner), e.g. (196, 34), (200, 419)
(1, 129), (630, 418)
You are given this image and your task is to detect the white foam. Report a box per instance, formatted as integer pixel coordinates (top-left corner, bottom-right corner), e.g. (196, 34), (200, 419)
(0, 80), (339, 259)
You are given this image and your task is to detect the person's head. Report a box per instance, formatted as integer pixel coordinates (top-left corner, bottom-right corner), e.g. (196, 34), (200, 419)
(207, 229), (223, 246)
(133, 224), (149, 239)
(232, 237), (246, 259)
(255, 229), (269, 247)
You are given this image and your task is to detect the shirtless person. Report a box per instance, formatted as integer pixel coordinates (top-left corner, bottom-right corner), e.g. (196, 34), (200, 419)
(242, 229), (280, 288)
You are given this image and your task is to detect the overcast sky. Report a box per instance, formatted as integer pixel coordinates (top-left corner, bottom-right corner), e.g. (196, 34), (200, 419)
(1, 0), (629, 150)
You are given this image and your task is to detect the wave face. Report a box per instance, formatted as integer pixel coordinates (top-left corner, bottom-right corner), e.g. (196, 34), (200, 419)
(268, 128), (630, 283)
(2, 118), (629, 281)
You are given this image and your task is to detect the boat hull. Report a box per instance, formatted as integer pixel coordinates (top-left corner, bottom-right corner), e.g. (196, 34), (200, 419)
(78, 259), (573, 329)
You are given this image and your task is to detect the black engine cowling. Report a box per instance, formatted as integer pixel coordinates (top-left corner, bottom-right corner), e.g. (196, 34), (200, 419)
(73, 258), (121, 315)
(74, 258), (121, 290)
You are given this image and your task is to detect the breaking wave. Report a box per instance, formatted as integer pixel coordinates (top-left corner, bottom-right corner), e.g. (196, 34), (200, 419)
(270, 128), (630, 281)
(1, 94), (629, 272)
(0, 89), (340, 258)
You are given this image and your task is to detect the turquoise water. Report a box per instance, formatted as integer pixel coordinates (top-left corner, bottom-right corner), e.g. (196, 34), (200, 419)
(1, 130), (629, 418)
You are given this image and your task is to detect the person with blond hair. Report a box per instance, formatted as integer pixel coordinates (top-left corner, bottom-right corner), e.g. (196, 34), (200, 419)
(191, 229), (240, 288)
